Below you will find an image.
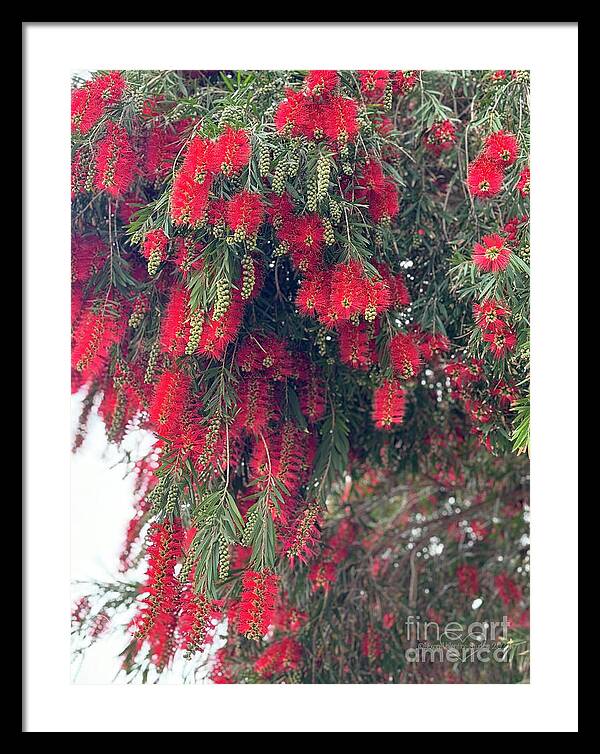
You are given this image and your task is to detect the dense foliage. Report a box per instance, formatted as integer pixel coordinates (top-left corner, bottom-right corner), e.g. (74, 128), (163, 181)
(71, 68), (530, 683)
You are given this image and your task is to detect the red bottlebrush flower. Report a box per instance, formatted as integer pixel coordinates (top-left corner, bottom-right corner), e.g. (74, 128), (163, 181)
(71, 71), (126, 134)
(272, 421), (307, 498)
(226, 191), (264, 238)
(233, 376), (273, 436)
(274, 88), (310, 136)
(456, 564), (480, 597)
(198, 292), (245, 360)
(368, 180), (399, 224)
(181, 136), (214, 184)
(210, 127), (251, 176)
(171, 170), (212, 227)
(374, 263), (411, 308)
(390, 332), (422, 379)
(517, 165), (530, 197)
(160, 285), (191, 356)
(297, 367), (327, 423)
(132, 520), (183, 640)
(296, 272), (331, 318)
(329, 261), (368, 321)
(94, 122), (136, 197)
(361, 626), (383, 660)
(305, 70), (339, 97)
(423, 119), (457, 156)
(473, 233), (512, 273)
(72, 234), (107, 284)
(464, 398), (492, 425)
(287, 213), (325, 272)
(382, 613), (395, 630)
(322, 95), (360, 144)
(358, 70), (390, 101)
(328, 518), (355, 564)
(467, 157), (505, 199)
(446, 357), (485, 395)
(491, 380), (519, 408)
(275, 606), (308, 633)
(255, 637), (302, 679)
(483, 329), (517, 359)
(144, 120), (190, 182)
(338, 321), (376, 370)
(504, 214), (528, 241)
(363, 276), (392, 320)
(473, 298), (511, 332)
(359, 159), (386, 194)
(71, 148), (90, 198)
(149, 369), (191, 438)
(71, 86), (98, 135)
(95, 71), (126, 105)
(284, 500), (322, 566)
(169, 136), (215, 226)
(309, 560), (337, 592)
(238, 569), (278, 640)
(483, 130), (519, 166)
(236, 334), (292, 377)
(266, 193), (295, 229)
(178, 570), (218, 656)
(167, 406), (206, 467)
(207, 198), (228, 234)
(140, 94), (166, 119)
(495, 572), (523, 606)
(418, 331), (451, 362)
(141, 228), (169, 275)
(71, 307), (123, 381)
(372, 379), (406, 429)
(394, 70), (419, 95)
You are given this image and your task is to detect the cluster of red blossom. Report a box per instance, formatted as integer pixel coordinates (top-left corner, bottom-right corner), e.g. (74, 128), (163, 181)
(308, 518), (356, 593)
(210, 600), (308, 682)
(423, 119), (457, 156)
(456, 563), (480, 597)
(128, 521), (222, 669)
(467, 130), (520, 199)
(171, 127), (252, 226)
(491, 70), (526, 83)
(273, 70), (417, 143)
(473, 298), (517, 359)
(472, 233), (512, 273)
(495, 571), (524, 607)
(444, 356), (518, 452)
(254, 637), (302, 679)
(359, 70), (419, 100)
(71, 71), (126, 135)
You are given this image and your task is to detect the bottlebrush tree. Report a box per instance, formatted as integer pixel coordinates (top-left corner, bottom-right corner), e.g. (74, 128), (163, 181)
(71, 69), (530, 684)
